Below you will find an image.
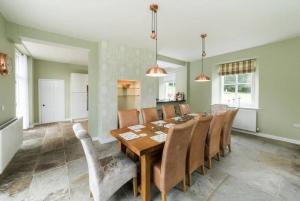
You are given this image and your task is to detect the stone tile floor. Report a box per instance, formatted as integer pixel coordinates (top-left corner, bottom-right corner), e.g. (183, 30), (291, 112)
(0, 122), (299, 201)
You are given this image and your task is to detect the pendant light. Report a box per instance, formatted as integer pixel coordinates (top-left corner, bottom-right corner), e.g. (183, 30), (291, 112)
(145, 4), (167, 77)
(195, 34), (210, 82)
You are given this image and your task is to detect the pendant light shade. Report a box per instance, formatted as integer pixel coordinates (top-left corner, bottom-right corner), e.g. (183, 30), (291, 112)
(195, 34), (210, 82)
(146, 65), (167, 77)
(145, 4), (167, 77)
(195, 73), (210, 82)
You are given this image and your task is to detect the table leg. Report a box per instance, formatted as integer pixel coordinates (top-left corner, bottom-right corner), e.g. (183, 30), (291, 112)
(141, 153), (151, 201)
(119, 141), (126, 153)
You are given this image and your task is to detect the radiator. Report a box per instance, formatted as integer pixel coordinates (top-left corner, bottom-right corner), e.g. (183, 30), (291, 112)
(232, 108), (257, 132)
(0, 118), (23, 174)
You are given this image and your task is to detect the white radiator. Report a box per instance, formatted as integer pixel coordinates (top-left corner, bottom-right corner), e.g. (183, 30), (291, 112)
(232, 109), (257, 132)
(0, 118), (23, 174)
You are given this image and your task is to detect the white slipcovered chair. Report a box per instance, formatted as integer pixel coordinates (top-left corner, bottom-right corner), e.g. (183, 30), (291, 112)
(72, 123), (138, 201)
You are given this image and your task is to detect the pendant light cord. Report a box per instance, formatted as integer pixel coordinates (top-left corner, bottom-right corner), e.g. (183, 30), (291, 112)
(201, 35), (206, 73)
(155, 10), (158, 64)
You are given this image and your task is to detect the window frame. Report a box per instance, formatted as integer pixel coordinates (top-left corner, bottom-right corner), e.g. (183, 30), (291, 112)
(220, 72), (257, 108)
(159, 73), (176, 100)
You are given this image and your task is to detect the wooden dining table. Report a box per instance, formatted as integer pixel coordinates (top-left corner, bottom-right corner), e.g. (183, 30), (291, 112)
(110, 115), (200, 201)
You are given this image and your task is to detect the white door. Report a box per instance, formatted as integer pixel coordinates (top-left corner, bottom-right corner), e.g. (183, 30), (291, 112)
(39, 79), (65, 124)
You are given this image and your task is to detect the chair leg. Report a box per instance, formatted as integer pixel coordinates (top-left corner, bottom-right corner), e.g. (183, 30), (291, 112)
(89, 191), (93, 198)
(200, 165), (206, 175)
(182, 175), (187, 192)
(133, 177), (138, 198)
(216, 153), (220, 161)
(228, 144), (231, 152)
(188, 173), (192, 187)
(162, 192), (167, 201)
(221, 148), (225, 157)
(208, 157), (212, 169)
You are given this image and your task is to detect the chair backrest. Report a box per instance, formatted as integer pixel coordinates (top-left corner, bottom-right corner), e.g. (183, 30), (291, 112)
(73, 123), (102, 198)
(160, 119), (195, 192)
(211, 104), (228, 115)
(141, 107), (159, 123)
(162, 105), (176, 120)
(118, 109), (139, 128)
(222, 109), (239, 146)
(207, 112), (226, 157)
(187, 115), (212, 173)
(179, 104), (191, 116)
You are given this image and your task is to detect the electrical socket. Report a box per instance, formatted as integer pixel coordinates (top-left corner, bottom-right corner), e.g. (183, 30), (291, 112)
(293, 123), (300, 128)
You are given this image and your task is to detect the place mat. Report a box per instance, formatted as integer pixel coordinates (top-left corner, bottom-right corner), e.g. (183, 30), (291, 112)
(128, 125), (145, 131)
(151, 120), (166, 125)
(119, 132), (140, 141)
(164, 123), (175, 128)
(151, 133), (167, 143)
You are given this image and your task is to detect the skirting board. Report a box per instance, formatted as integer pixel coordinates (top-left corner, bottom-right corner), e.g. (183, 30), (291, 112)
(233, 128), (300, 146)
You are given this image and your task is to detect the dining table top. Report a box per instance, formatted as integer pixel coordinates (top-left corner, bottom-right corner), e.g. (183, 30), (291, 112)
(110, 114), (204, 157)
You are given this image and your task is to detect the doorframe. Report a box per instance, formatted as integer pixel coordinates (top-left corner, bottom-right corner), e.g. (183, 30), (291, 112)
(38, 79), (65, 124)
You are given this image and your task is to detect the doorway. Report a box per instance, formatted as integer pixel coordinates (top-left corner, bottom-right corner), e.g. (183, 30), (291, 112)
(39, 79), (65, 124)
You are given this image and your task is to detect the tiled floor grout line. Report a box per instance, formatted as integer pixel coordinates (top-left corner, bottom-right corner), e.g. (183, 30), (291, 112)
(206, 174), (230, 201)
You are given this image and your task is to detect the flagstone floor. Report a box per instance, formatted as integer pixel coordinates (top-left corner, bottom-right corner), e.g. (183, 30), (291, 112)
(0, 121), (299, 201)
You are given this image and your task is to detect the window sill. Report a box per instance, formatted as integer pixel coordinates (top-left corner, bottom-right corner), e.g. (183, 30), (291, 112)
(228, 106), (261, 110)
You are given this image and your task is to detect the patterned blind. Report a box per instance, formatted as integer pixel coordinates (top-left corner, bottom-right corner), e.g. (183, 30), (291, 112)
(218, 59), (256, 75)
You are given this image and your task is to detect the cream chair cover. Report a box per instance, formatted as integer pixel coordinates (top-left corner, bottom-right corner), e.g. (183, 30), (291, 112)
(73, 123), (137, 201)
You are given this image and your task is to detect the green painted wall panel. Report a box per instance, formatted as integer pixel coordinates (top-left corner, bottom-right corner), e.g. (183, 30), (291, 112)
(190, 37), (300, 140)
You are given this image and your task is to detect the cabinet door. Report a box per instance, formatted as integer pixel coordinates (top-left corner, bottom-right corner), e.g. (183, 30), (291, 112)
(71, 92), (88, 119)
(70, 73), (88, 92)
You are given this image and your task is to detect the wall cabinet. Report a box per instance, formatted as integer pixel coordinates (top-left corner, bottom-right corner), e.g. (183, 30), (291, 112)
(70, 73), (88, 120)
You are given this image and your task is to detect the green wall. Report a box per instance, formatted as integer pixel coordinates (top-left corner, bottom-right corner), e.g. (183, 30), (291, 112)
(33, 59), (87, 123)
(0, 14), (15, 125)
(190, 36), (300, 141)
(5, 21), (99, 137)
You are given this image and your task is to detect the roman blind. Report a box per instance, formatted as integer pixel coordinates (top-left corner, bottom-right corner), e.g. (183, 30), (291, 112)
(218, 59), (256, 75)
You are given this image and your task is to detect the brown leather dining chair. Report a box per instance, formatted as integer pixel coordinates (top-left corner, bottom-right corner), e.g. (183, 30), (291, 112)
(179, 104), (191, 116)
(118, 109), (139, 128)
(186, 115), (213, 186)
(117, 109), (140, 160)
(220, 109), (239, 156)
(153, 119), (195, 201)
(205, 112), (226, 169)
(141, 107), (159, 123)
(162, 105), (176, 120)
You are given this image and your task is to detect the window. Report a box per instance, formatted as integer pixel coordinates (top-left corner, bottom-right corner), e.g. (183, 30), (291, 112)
(15, 50), (29, 129)
(221, 72), (257, 108)
(159, 73), (176, 100)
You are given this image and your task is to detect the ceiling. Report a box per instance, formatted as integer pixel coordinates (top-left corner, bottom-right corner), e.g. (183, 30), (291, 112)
(22, 38), (89, 65)
(1, 0), (300, 61)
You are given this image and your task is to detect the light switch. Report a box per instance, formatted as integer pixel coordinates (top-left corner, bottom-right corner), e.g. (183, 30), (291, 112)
(1, 105), (4, 111)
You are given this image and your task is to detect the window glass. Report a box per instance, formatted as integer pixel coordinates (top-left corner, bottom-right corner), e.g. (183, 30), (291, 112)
(238, 73), (252, 83)
(224, 74), (236, 84)
(221, 73), (256, 107)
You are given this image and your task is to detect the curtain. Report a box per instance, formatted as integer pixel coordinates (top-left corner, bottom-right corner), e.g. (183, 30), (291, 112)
(15, 50), (29, 129)
(218, 59), (256, 76)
